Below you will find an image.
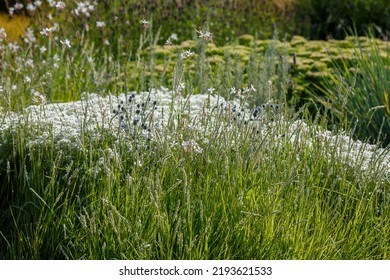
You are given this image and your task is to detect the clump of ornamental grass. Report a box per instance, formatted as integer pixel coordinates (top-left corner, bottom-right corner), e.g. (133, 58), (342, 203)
(314, 33), (390, 147)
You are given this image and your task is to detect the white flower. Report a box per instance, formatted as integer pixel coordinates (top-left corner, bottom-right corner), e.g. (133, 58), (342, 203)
(26, 3), (36, 12)
(26, 59), (35, 68)
(60, 39), (71, 49)
(175, 83), (185, 93)
(14, 3), (24, 10)
(40, 46), (47, 53)
(32, 91), (46, 104)
(243, 85), (256, 94)
(24, 27), (36, 43)
(140, 19), (149, 29)
(47, 0), (56, 7)
(25, 76), (32, 83)
(0, 86), (3, 93)
(56, 1), (66, 10)
(207, 87), (215, 94)
(196, 29), (213, 41)
(40, 27), (57, 37)
(12, 85), (17, 91)
(96, 21), (106, 28)
(8, 42), (19, 53)
(180, 50), (195, 59)
(182, 140), (203, 154)
(74, 1), (96, 18)
(53, 54), (60, 62)
(0, 27), (7, 40)
(34, 1), (42, 7)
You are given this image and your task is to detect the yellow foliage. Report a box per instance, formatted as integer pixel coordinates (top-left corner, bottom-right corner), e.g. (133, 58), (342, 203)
(0, 14), (30, 42)
(384, 91), (390, 119)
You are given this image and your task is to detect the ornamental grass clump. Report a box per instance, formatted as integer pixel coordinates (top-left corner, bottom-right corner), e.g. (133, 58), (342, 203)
(315, 35), (390, 147)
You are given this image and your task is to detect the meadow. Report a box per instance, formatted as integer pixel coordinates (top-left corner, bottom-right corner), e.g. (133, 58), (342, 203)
(0, 1), (389, 259)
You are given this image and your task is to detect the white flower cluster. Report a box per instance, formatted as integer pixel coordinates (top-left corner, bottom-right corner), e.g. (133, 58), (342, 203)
(73, 1), (97, 18)
(287, 120), (390, 176)
(0, 88), (389, 177)
(0, 88), (232, 150)
(0, 27), (6, 41)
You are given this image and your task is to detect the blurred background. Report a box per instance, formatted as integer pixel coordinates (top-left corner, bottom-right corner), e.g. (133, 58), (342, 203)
(1, 0), (389, 44)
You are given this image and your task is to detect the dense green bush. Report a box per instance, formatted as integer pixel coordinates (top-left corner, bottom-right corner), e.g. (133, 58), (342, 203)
(293, 0), (390, 39)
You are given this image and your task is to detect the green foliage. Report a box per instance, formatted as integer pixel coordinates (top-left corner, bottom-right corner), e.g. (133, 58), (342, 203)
(293, 0), (390, 39)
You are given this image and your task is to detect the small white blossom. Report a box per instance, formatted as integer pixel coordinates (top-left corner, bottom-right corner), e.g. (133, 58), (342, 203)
(182, 140), (203, 154)
(207, 87), (215, 94)
(74, 1), (96, 18)
(196, 29), (213, 42)
(8, 42), (19, 53)
(165, 38), (173, 46)
(250, 84), (256, 92)
(180, 50), (195, 59)
(14, 3), (24, 10)
(26, 3), (36, 12)
(34, 1), (42, 7)
(47, 0), (56, 7)
(56, 1), (66, 10)
(60, 39), (71, 49)
(26, 59), (35, 68)
(32, 91), (46, 104)
(0, 28), (7, 40)
(40, 46), (47, 53)
(140, 19), (149, 29)
(12, 85), (17, 91)
(25, 76), (32, 83)
(40, 27), (57, 37)
(96, 21), (106, 28)
(175, 83), (185, 94)
(24, 27), (36, 43)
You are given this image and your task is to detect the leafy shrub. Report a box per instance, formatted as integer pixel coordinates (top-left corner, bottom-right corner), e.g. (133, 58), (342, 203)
(293, 0), (390, 39)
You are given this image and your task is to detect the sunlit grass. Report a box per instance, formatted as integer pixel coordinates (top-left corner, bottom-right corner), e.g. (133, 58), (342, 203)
(0, 2), (389, 260)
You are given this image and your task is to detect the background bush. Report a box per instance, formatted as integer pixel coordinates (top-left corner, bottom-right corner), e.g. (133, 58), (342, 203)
(293, 0), (390, 39)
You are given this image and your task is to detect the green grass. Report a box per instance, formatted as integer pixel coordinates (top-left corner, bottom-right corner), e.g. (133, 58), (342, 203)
(0, 2), (389, 260)
(1, 101), (389, 259)
(314, 34), (390, 146)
